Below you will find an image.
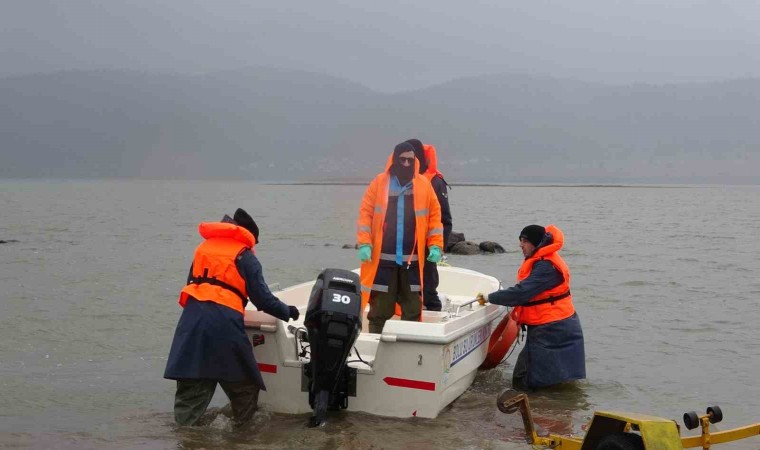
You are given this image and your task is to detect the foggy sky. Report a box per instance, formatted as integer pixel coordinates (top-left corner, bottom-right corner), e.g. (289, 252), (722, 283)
(2, 0), (760, 92)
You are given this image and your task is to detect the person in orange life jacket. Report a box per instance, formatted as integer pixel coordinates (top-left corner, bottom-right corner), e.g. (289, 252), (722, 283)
(357, 142), (444, 333)
(487, 224), (585, 390)
(406, 139), (452, 312)
(164, 208), (300, 427)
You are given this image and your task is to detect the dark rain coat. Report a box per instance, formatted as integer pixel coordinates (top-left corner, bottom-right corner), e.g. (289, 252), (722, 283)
(421, 144), (452, 249)
(164, 248), (290, 390)
(516, 312), (585, 388)
(420, 144), (452, 311)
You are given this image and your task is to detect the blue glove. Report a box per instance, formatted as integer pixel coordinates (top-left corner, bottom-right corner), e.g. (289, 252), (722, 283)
(427, 245), (442, 263)
(358, 244), (372, 263)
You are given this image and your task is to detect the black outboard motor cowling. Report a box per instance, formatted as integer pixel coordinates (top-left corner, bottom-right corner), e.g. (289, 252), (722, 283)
(303, 269), (362, 427)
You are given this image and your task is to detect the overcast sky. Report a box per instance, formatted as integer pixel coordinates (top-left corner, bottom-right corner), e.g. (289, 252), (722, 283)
(2, 0), (759, 92)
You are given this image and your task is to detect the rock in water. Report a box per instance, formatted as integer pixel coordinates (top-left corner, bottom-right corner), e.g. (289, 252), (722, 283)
(446, 232), (465, 252)
(448, 241), (481, 255)
(479, 241), (505, 253)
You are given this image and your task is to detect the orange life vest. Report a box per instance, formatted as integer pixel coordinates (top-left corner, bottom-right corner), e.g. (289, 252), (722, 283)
(178, 222), (256, 315)
(422, 144), (445, 182)
(356, 152), (444, 314)
(511, 224), (575, 326)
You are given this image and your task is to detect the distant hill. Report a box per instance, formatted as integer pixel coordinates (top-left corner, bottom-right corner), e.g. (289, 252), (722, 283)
(1, 68), (758, 184)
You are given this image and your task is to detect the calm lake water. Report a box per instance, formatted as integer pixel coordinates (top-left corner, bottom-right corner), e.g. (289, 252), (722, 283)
(1, 180), (759, 449)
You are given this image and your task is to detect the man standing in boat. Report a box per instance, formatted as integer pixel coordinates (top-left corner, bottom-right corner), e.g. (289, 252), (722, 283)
(406, 139), (452, 312)
(487, 224), (586, 390)
(357, 142), (444, 333)
(164, 208), (300, 427)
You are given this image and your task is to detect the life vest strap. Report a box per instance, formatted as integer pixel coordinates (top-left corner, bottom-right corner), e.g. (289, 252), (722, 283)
(522, 290), (571, 307)
(188, 275), (247, 303)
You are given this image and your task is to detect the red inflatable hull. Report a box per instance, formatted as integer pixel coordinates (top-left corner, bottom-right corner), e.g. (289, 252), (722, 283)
(479, 312), (519, 369)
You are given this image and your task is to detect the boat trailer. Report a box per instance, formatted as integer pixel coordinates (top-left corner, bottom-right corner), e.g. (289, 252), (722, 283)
(497, 389), (760, 449)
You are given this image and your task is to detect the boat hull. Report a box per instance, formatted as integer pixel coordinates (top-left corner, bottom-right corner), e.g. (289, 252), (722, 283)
(244, 266), (505, 418)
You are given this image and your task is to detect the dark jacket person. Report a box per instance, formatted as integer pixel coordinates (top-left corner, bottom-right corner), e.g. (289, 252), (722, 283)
(164, 208), (300, 427)
(406, 139), (452, 311)
(487, 224), (586, 389)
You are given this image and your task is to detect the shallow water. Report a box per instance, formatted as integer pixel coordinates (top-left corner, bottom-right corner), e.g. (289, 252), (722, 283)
(1, 180), (759, 449)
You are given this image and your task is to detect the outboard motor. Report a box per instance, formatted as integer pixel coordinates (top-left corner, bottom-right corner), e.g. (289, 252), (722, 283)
(303, 269), (362, 427)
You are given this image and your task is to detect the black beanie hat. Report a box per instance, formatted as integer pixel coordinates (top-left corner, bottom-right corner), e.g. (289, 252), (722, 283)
(519, 225), (545, 247)
(393, 141), (415, 159)
(405, 138), (428, 174)
(234, 208), (260, 242)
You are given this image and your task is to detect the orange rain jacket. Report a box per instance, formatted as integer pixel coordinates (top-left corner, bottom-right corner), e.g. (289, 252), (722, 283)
(179, 222), (256, 315)
(357, 152), (444, 311)
(512, 224), (576, 326)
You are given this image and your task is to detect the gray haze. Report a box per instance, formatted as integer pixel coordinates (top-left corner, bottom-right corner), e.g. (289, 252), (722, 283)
(1, 1), (760, 184)
(2, 0), (760, 92)
(2, 69), (759, 183)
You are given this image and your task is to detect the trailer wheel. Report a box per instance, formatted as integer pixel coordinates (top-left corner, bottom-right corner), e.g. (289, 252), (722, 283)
(594, 432), (644, 450)
(707, 405), (722, 424)
(496, 389), (520, 414)
(683, 410), (700, 430)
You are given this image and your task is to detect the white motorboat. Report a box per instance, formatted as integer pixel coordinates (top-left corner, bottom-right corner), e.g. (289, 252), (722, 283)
(243, 265), (507, 420)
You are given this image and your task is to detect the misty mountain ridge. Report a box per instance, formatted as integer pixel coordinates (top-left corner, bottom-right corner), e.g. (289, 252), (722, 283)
(1, 67), (758, 184)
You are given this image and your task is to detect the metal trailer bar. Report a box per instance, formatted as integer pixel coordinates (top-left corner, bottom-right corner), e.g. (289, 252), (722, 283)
(681, 418), (760, 448)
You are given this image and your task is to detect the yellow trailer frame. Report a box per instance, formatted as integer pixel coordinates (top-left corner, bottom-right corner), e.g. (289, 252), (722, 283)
(497, 390), (760, 449)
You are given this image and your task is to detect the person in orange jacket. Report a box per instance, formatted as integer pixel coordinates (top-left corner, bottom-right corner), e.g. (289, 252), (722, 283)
(487, 224), (585, 390)
(164, 208), (300, 427)
(406, 139), (452, 311)
(356, 142), (444, 333)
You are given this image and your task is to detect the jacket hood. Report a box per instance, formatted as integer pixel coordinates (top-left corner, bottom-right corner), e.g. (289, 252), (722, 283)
(198, 221), (256, 248)
(404, 139), (428, 174)
(423, 144), (444, 179)
(384, 150), (421, 174)
(531, 224), (564, 259)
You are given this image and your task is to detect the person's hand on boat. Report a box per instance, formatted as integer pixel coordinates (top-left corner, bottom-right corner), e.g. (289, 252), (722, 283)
(358, 244), (372, 262)
(288, 306), (300, 321)
(427, 245), (442, 263)
(476, 293), (487, 306)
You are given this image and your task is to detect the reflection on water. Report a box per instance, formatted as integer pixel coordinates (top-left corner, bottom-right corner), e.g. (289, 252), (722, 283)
(525, 383), (592, 437)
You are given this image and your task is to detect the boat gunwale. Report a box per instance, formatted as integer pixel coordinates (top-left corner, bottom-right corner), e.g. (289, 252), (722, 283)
(378, 305), (505, 344)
